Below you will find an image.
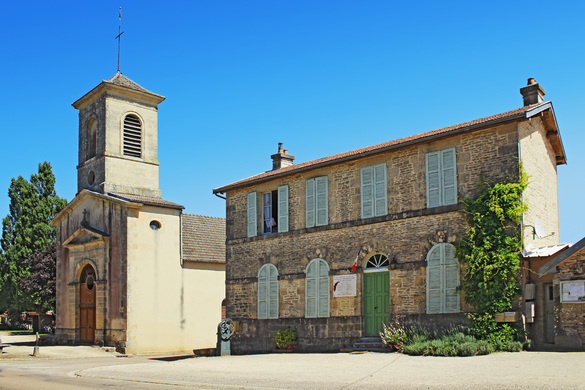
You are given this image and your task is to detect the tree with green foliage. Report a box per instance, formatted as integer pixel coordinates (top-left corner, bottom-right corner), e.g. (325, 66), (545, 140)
(0, 162), (66, 321)
(457, 168), (528, 344)
(18, 243), (57, 313)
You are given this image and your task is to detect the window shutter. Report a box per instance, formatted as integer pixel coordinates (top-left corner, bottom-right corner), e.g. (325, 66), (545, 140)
(123, 114), (142, 158)
(426, 152), (441, 208)
(443, 244), (460, 313)
(315, 176), (328, 226)
(317, 259), (330, 317)
(361, 166), (374, 218)
(373, 164), (387, 217)
(305, 261), (317, 318)
(278, 185), (289, 233)
(268, 264), (279, 318)
(426, 245), (443, 314)
(247, 192), (257, 237)
(441, 148), (457, 206)
(258, 265), (268, 319)
(306, 178), (316, 228)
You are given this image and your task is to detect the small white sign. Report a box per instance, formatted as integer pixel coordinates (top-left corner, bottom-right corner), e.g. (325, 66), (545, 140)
(561, 280), (585, 303)
(333, 274), (357, 297)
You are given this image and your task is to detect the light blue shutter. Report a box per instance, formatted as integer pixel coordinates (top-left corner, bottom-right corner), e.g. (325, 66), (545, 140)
(426, 152), (441, 208)
(374, 164), (387, 217)
(247, 192), (257, 237)
(443, 244), (460, 313)
(306, 261), (317, 317)
(441, 148), (457, 206)
(317, 259), (330, 317)
(258, 265), (267, 319)
(361, 166), (374, 218)
(315, 176), (328, 226)
(268, 264), (279, 318)
(306, 178), (316, 227)
(278, 185), (289, 233)
(426, 245), (442, 314)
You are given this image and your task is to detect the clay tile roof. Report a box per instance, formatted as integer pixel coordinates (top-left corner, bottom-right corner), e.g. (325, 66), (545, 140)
(105, 72), (155, 95)
(108, 193), (184, 209)
(182, 214), (226, 264)
(214, 104), (538, 193)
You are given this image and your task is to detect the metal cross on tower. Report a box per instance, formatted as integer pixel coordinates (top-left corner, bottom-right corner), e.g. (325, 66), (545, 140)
(115, 7), (125, 73)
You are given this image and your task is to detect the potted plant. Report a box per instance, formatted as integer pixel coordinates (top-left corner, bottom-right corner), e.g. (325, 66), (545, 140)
(274, 327), (298, 351)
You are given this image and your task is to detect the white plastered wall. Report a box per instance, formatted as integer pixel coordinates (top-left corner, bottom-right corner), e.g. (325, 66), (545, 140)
(125, 205), (225, 354)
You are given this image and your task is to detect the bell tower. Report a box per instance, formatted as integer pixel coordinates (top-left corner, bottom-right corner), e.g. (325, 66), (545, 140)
(72, 73), (165, 198)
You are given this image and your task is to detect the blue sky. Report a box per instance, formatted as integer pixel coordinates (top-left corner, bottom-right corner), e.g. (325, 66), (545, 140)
(1, 1), (583, 244)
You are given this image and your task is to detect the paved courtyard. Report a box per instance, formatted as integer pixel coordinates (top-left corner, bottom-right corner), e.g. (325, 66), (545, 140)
(1, 333), (584, 389)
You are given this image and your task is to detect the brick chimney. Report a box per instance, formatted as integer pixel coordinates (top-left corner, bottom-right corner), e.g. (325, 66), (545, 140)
(520, 78), (546, 106)
(271, 143), (295, 170)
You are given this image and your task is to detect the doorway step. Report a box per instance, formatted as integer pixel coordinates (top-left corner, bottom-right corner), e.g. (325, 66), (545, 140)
(349, 336), (388, 352)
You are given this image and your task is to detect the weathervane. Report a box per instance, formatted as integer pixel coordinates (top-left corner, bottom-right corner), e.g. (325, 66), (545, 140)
(115, 6), (124, 73)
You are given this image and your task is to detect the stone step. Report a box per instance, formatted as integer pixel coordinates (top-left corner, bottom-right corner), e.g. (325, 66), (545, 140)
(350, 336), (389, 353)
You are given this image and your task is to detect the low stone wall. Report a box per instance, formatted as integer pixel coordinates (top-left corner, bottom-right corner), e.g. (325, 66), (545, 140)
(231, 316), (362, 354)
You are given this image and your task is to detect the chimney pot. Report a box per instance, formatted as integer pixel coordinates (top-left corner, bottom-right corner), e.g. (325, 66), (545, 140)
(520, 78), (545, 106)
(271, 143), (295, 170)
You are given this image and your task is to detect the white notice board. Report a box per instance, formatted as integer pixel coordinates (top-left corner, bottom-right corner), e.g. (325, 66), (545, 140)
(333, 274), (357, 297)
(561, 280), (585, 303)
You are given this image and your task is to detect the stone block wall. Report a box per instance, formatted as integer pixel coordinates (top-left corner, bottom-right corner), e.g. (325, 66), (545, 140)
(224, 121), (529, 353)
(226, 122), (520, 241)
(553, 246), (585, 350)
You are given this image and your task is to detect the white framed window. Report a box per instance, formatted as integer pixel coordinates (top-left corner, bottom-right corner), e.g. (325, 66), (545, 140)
(123, 114), (142, 158)
(305, 258), (330, 318)
(260, 185), (289, 235)
(306, 176), (328, 227)
(425, 148), (457, 208)
(258, 263), (279, 319)
(360, 163), (387, 219)
(426, 243), (460, 314)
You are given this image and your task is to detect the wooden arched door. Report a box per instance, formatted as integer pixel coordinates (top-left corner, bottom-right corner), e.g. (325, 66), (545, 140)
(79, 265), (96, 343)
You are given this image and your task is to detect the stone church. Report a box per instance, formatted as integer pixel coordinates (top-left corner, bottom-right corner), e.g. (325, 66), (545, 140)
(51, 73), (225, 354)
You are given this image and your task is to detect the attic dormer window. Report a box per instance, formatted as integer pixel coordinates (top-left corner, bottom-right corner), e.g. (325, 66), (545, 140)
(123, 114), (142, 158)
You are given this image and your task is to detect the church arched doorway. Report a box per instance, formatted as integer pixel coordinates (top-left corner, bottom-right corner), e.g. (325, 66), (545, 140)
(79, 264), (96, 343)
(363, 253), (390, 336)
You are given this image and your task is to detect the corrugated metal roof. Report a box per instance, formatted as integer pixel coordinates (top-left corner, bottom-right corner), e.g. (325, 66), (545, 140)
(523, 243), (570, 258)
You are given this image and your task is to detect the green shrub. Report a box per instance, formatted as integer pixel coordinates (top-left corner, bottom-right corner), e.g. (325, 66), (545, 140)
(274, 327), (297, 349)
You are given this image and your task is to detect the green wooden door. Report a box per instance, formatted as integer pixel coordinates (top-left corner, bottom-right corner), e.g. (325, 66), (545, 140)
(363, 271), (390, 336)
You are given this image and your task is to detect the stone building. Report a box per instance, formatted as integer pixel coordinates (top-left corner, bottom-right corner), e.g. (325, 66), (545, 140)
(213, 79), (566, 354)
(51, 73), (226, 354)
(535, 237), (585, 350)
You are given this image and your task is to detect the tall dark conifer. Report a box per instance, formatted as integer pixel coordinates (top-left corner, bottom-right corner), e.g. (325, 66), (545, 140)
(0, 162), (66, 320)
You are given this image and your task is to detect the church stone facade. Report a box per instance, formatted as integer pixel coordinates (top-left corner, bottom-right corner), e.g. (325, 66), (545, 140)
(213, 79), (566, 354)
(51, 73), (225, 354)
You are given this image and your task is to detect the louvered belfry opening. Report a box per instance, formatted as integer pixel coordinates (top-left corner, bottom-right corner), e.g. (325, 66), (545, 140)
(123, 114), (142, 158)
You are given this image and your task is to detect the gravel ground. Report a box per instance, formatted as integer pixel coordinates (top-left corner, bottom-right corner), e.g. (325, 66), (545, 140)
(79, 351), (585, 389)
(2, 333), (584, 389)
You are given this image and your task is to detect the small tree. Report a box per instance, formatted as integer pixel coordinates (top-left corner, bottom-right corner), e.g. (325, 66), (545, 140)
(0, 162), (66, 320)
(18, 243), (57, 313)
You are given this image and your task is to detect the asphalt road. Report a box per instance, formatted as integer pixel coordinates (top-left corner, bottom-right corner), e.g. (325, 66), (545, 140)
(1, 333), (584, 389)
